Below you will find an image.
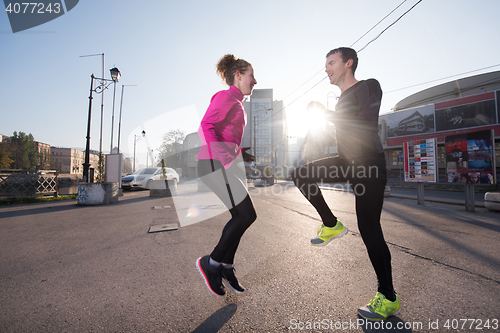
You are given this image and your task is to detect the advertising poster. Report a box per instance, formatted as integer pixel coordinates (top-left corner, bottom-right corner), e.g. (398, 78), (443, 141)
(386, 104), (435, 138)
(435, 98), (496, 132)
(404, 138), (438, 182)
(445, 130), (495, 184)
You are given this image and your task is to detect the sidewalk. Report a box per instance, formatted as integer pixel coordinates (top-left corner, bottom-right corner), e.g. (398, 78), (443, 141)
(315, 180), (491, 208)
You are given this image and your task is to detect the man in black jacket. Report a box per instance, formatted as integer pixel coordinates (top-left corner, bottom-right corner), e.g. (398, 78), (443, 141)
(291, 47), (400, 321)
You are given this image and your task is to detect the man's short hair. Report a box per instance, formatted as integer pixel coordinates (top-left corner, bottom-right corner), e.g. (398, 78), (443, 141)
(326, 47), (358, 74)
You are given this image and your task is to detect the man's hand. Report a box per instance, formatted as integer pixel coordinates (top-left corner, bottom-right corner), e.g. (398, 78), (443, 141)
(307, 101), (328, 114)
(241, 147), (255, 163)
(308, 100), (339, 123)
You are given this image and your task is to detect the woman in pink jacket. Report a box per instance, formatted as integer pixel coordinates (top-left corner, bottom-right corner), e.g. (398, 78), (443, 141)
(196, 54), (257, 297)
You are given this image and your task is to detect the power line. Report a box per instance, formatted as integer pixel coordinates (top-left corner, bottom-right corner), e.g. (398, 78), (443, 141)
(256, 1), (420, 128)
(280, 69), (325, 102)
(253, 0), (424, 149)
(256, 76), (327, 128)
(357, 0), (423, 53)
(350, 0), (407, 48)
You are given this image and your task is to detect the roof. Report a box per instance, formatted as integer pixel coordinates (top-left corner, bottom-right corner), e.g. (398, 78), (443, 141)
(393, 70), (500, 111)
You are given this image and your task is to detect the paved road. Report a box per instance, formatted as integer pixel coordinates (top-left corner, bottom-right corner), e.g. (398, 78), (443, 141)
(1, 182), (499, 332)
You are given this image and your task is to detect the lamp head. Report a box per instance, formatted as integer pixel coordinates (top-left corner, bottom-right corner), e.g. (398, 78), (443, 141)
(110, 67), (121, 82)
(141, 130), (146, 137)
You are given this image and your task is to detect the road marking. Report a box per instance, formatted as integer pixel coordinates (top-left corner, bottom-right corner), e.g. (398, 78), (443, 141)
(148, 224), (178, 233)
(151, 206), (172, 210)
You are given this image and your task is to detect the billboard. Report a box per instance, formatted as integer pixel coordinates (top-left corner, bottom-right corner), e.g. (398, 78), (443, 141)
(435, 99), (496, 132)
(387, 104), (435, 138)
(404, 138), (438, 182)
(445, 129), (495, 184)
(386, 91), (498, 147)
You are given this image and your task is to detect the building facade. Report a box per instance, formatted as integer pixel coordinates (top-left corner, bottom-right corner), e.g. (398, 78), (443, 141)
(36, 142), (51, 170)
(51, 147), (99, 176)
(183, 132), (202, 178)
(380, 71), (500, 181)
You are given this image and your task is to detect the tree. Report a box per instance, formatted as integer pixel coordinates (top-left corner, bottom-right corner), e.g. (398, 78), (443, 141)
(10, 131), (38, 170)
(96, 152), (106, 183)
(0, 142), (14, 168)
(157, 129), (185, 169)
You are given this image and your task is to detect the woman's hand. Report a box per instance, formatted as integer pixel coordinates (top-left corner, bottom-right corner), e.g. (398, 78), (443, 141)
(241, 147), (255, 162)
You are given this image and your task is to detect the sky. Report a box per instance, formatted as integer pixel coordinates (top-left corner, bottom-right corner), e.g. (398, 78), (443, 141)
(1, 0), (500, 165)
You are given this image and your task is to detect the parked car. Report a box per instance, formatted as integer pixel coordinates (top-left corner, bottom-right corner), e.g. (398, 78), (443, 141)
(121, 167), (179, 190)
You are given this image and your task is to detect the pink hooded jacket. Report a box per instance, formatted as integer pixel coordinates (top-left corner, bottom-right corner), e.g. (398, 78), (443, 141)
(198, 85), (247, 168)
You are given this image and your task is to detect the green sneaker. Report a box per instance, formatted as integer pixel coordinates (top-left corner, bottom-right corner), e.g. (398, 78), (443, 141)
(310, 221), (348, 246)
(358, 292), (401, 321)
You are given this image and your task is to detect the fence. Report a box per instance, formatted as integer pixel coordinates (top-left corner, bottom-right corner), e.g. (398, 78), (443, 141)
(0, 170), (58, 197)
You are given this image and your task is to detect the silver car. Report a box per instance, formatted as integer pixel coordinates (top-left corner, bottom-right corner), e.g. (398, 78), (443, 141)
(121, 167), (179, 190)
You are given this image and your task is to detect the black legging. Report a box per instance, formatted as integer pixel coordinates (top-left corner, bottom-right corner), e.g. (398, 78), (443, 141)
(198, 159), (257, 265)
(291, 154), (394, 298)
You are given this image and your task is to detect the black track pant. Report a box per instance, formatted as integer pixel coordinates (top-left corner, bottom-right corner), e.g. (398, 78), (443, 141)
(290, 154), (394, 298)
(198, 159), (257, 265)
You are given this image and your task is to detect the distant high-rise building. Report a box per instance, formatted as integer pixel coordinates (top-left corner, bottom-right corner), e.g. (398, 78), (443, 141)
(243, 89), (288, 175)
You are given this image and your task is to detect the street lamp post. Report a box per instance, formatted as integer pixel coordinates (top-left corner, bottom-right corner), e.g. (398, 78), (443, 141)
(82, 67), (121, 183)
(117, 84), (137, 154)
(80, 53), (105, 155)
(109, 67), (121, 154)
(327, 91), (338, 110)
(82, 74), (95, 183)
(133, 130), (146, 172)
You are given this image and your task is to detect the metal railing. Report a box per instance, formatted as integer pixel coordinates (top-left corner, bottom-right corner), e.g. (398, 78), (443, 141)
(0, 170), (58, 197)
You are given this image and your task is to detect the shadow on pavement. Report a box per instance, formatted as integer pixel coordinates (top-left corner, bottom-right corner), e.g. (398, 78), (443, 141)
(191, 304), (237, 333)
(384, 202), (500, 270)
(0, 200), (83, 219)
(0, 191), (172, 220)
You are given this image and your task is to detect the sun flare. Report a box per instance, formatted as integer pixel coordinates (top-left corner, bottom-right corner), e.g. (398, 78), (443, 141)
(287, 104), (328, 138)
